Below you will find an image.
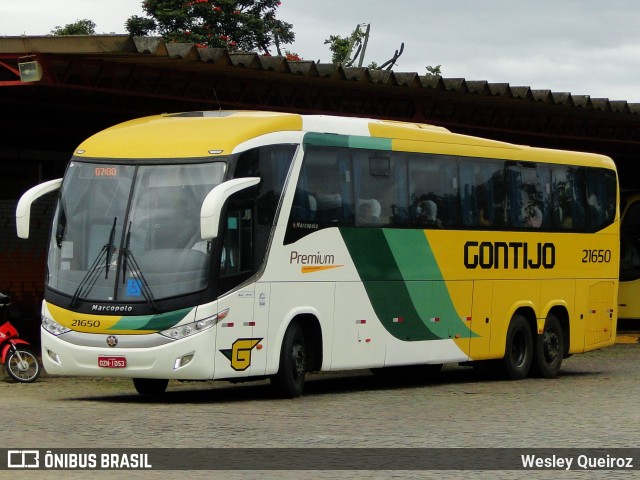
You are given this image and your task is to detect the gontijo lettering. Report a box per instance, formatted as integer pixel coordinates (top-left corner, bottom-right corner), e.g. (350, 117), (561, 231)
(464, 241), (556, 269)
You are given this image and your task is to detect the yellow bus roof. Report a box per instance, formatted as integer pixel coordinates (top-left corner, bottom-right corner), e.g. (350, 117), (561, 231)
(73, 110), (615, 170)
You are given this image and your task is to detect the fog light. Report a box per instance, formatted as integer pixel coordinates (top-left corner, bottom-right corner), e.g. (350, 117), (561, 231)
(173, 352), (195, 370)
(47, 349), (61, 365)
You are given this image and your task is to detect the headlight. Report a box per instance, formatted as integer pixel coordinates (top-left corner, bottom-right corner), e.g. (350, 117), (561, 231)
(159, 309), (227, 340)
(42, 315), (71, 335)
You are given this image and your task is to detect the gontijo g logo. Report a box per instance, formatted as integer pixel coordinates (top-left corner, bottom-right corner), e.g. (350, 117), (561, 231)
(220, 338), (262, 371)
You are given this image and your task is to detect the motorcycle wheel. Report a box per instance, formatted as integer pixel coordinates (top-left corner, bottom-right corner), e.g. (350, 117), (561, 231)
(4, 348), (41, 383)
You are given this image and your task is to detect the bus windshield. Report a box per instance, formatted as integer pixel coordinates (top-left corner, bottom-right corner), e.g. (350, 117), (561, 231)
(47, 159), (227, 304)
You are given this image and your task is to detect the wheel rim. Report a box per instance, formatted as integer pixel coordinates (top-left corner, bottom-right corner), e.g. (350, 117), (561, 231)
(543, 329), (560, 363)
(291, 343), (305, 382)
(8, 352), (38, 381)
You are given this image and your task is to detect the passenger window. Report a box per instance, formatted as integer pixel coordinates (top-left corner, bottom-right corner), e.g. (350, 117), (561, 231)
(550, 166), (586, 231)
(354, 152), (406, 227)
(409, 154), (459, 228)
(286, 146), (354, 244)
(586, 168), (617, 231)
(506, 162), (548, 229)
(459, 158), (505, 228)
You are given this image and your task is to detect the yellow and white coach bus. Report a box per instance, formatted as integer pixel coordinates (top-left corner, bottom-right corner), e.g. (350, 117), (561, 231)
(619, 193), (640, 319)
(16, 111), (619, 397)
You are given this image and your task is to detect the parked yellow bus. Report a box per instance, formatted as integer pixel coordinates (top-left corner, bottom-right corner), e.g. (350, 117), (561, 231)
(16, 111), (619, 397)
(619, 193), (640, 319)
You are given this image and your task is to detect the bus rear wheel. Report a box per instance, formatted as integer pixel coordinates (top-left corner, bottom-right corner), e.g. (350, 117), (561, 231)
(531, 314), (564, 378)
(133, 378), (168, 396)
(500, 314), (533, 380)
(271, 322), (306, 398)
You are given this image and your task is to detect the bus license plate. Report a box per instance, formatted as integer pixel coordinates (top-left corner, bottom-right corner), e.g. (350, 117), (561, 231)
(98, 356), (126, 368)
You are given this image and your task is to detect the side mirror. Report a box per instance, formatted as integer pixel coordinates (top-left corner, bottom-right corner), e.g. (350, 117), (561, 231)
(16, 178), (62, 239)
(200, 177), (260, 240)
(0, 292), (10, 307)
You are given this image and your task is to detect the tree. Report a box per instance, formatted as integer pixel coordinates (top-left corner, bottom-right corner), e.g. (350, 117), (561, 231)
(426, 65), (442, 77)
(126, 0), (294, 54)
(324, 25), (366, 66)
(324, 24), (407, 71)
(126, 16), (157, 37)
(50, 19), (96, 35)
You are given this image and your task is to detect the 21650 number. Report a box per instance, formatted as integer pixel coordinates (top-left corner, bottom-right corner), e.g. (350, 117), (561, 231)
(582, 249), (611, 263)
(71, 319), (101, 328)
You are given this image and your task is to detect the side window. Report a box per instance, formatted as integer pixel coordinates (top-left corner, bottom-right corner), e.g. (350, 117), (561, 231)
(408, 154), (459, 228)
(235, 145), (296, 226)
(307, 148), (353, 225)
(586, 168), (617, 231)
(550, 165), (587, 231)
(286, 146), (354, 244)
(506, 162), (548, 229)
(220, 207), (253, 279)
(354, 151), (407, 227)
(229, 145), (295, 289)
(459, 158), (505, 228)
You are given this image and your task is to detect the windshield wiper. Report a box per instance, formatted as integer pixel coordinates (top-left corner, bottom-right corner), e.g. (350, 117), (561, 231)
(69, 217), (117, 308)
(121, 221), (159, 312)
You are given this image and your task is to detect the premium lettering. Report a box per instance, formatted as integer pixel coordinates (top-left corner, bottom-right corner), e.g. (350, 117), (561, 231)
(290, 251), (335, 265)
(464, 241), (555, 269)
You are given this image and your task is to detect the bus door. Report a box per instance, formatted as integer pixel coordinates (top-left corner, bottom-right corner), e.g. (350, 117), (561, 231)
(214, 206), (265, 379)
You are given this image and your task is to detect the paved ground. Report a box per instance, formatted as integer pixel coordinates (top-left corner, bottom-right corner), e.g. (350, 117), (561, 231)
(2, 341), (639, 479)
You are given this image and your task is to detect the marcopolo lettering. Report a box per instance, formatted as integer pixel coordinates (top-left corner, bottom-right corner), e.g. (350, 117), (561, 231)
(91, 304), (134, 313)
(464, 241), (556, 269)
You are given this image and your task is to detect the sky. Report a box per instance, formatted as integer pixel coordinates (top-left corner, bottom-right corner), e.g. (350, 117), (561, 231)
(2, 0), (640, 102)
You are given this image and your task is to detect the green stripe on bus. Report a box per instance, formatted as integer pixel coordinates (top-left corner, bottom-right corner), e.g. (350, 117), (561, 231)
(108, 308), (193, 332)
(340, 228), (475, 341)
(340, 229), (438, 340)
(303, 132), (392, 150)
(383, 229), (443, 280)
(384, 229), (476, 339)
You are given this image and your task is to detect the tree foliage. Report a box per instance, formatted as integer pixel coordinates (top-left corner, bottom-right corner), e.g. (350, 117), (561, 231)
(324, 27), (365, 66)
(426, 64), (442, 77)
(126, 0), (294, 54)
(324, 25), (406, 71)
(50, 19), (96, 35)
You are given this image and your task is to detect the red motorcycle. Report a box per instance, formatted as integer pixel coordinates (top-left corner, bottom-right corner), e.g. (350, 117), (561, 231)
(0, 292), (40, 383)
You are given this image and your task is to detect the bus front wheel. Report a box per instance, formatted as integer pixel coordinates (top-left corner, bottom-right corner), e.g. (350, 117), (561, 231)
(500, 314), (533, 380)
(271, 322), (306, 398)
(531, 313), (564, 378)
(133, 378), (169, 396)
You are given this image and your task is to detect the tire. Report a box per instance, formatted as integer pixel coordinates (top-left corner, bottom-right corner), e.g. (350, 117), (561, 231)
(4, 347), (41, 383)
(500, 314), (533, 380)
(531, 314), (564, 378)
(133, 378), (169, 396)
(271, 322), (306, 398)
